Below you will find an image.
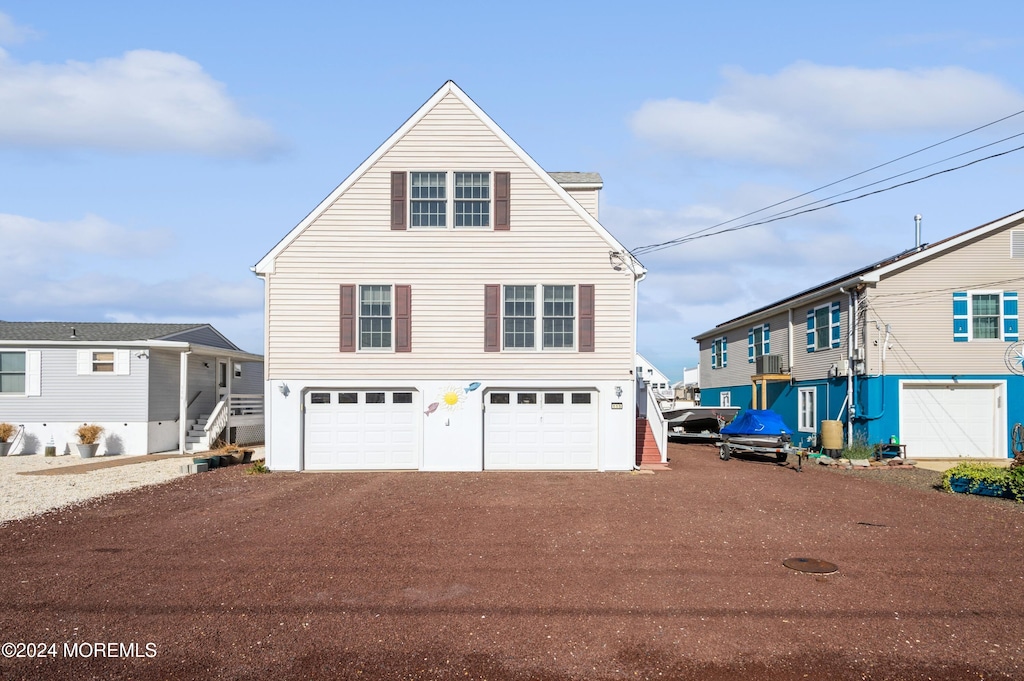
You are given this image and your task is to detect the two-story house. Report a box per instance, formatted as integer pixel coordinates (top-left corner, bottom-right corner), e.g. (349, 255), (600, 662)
(694, 209), (1024, 461)
(254, 81), (645, 471)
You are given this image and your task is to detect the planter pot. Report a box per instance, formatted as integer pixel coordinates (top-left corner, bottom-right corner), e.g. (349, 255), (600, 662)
(949, 475), (1010, 498)
(0, 442), (11, 457)
(77, 443), (100, 459)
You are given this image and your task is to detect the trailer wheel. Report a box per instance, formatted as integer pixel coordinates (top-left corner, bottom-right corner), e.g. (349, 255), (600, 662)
(719, 444), (731, 461)
(776, 452), (788, 463)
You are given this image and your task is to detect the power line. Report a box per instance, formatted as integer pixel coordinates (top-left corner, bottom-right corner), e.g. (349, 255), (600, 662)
(632, 142), (1024, 256)
(628, 108), (1024, 256)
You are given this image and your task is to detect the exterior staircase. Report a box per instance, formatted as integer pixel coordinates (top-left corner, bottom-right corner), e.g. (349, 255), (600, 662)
(185, 413), (213, 453)
(635, 417), (664, 468)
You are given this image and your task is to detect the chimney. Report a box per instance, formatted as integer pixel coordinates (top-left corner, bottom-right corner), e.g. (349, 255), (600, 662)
(915, 214), (922, 249)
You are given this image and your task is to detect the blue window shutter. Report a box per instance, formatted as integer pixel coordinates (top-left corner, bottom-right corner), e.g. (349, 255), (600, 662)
(953, 291), (969, 342)
(806, 310), (815, 353)
(748, 329), (754, 362)
(763, 323), (770, 355)
(1004, 291), (1019, 341)
(722, 337), (728, 367)
(710, 340), (717, 369)
(830, 302), (841, 348)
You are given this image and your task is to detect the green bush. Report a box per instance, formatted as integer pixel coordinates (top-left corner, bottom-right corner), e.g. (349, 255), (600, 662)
(246, 460), (269, 475)
(841, 438), (875, 460)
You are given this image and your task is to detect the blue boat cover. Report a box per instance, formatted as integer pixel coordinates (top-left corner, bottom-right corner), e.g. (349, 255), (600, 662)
(719, 409), (793, 436)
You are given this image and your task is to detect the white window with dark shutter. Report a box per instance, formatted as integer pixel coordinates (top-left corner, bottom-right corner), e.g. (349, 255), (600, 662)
(748, 323), (769, 362)
(711, 336), (727, 369)
(806, 302), (840, 352)
(488, 284), (591, 352)
(394, 171), (509, 231)
(953, 290), (1019, 342)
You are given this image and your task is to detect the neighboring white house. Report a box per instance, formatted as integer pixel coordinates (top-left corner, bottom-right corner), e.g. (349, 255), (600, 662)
(0, 322), (264, 456)
(253, 81), (645, 472)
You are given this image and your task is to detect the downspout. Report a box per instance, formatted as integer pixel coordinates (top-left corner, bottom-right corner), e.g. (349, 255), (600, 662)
(857, 322), (890, 421)
(842, 287), (855, 445)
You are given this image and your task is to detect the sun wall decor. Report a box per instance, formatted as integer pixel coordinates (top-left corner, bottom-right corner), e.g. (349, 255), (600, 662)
(424, 381), (481, 417)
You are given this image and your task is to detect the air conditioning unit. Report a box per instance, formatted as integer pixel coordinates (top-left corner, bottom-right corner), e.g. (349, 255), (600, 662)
(852, 347), (865, 361)
(755, 354), (782, 375)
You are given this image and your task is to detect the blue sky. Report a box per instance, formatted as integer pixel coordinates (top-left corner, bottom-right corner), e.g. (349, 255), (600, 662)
(1, 1), (1022, 380)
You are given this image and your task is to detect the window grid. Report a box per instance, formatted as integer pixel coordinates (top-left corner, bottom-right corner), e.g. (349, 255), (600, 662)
(798, 388), (816, 432)
(410, 172), (447, 227)
(542, 285), (575, 348)
(0, 351), (26, 393)
(814, 307), (830, 350)
(359, 285), (392, 349)
(454, 172), (490, 227)
(92, 351), (114, 373)
(504, 285), (535, 348)
(751, 327), (764, 357)
(972, 293), (1000, 339)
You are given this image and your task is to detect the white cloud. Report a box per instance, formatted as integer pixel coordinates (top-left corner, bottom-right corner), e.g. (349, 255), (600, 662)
(629, 62), (1024, 166)
(0, 12), (38, 45)
(0, 48), (282, 157)
(0, 213), (174, 268)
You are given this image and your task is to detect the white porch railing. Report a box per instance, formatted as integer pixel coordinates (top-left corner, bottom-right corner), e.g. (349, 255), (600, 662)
(645, 386), (668, 463)
(202, 399), (230, 449)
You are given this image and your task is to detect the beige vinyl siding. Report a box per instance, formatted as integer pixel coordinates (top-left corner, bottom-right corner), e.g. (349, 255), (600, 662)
(864, 223), (1024, 376)
(697, 310), (791, 389)
(563, 187), (599, 220)
(792, 298), (848, 382)
(267, 92), (634, 380)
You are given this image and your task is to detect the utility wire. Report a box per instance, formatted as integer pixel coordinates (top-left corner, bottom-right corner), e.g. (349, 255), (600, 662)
(632, 142), (1024, 256)
(628, 108), (1024, 256)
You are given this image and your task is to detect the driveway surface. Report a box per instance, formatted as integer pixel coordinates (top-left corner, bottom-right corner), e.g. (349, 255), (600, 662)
(1, 443), (1022, 680)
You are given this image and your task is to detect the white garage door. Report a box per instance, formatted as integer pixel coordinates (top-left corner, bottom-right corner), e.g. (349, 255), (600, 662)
(901, 383), (1001, 458)
(304, 390), (419, 470)
(484, 390), (598, 470)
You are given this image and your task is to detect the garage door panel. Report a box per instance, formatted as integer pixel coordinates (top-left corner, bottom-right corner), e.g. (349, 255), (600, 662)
(304, 390), (420, 470)
(485, 390), (598, 470)
(902, 383), (999, 458)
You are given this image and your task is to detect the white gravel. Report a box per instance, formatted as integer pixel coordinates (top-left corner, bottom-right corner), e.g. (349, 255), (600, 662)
(1, 452), (192, 524)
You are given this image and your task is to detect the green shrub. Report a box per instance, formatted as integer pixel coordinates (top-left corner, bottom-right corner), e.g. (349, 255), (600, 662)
(841, 438), (875, 460)
(942, 462), (1024, 502)
(246, 460), (269, 475)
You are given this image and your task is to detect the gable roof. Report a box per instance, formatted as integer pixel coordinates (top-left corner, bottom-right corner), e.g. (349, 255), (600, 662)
(253, 81), (642, 276)
(695, 208), (1024, 339)
(0, 322), (212, 343)
(549, 172), (603, 188)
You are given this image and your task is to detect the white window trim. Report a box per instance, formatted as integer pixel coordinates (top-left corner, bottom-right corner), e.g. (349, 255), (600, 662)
(357, 284), (395, 352)
(408, 170), (493, 231)
(812, 304), (831, 351)
(0, 349), (41, 397)
(798, 387), (817, 433)
(501, 284), (577, 352)
(711, 336), (727, 369)
(966, 290), (1003, 342)
(76, 349), (130, 376)
(720, 391), (731, 407)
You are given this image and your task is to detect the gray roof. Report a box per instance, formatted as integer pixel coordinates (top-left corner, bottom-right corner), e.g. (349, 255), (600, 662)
(549, 172), (603, 186)
(0, 322), (210, 342)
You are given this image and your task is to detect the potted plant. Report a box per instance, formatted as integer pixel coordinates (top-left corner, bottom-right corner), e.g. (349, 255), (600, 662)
(76, 424), (104, 458)
(942, 462), (1014, 499)
(0, 422), (15, 457)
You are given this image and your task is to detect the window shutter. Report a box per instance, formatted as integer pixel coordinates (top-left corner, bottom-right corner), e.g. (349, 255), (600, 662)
(806, 310), (815, 353)
(1004, 291), (1019, 342)
(340, 285), (356, 352)
(115, 349), (131, 375)
(722, 337), (727, 366)
(710, 340), (717, 369)
(763, 323), (770, 355)
(579, 284), (595, 352)
(830, 302), (841, 349)
(748, 329), (755, 363)
(77, 350), (92, 375)
(494, 171), (510, 231)
(395, 285), (412, 352)
(390, 172), (407, 231)
(26, 350), (41, 396)
(484, 285), (500, 352)
(952, 291), (969, 342)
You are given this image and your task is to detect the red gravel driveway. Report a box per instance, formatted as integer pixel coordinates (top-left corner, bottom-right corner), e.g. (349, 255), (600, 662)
(1, 443), (1022, 680)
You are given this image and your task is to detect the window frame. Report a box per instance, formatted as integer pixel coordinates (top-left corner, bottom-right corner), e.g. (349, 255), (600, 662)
(358, 284), (394, 351)
(813, 306), (830, 350)
(501, 284), (577, 351)
(719, 391), (731, 407)
(798, 387), (817, 433)
(711, 336), (727, 369)
(408, 171), (493, 230)
(0, 350), (27, 395)
(969, 290), (1003, 341)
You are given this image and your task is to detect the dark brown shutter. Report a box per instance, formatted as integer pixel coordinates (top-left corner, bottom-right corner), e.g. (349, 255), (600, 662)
(484, 284), (501, 351)
(340, 284), (356, 352)
(494, 171), (510, 231)
(391, 171), (407, 230)
(395, 285), (411, 352)
(579, 284), (595, 352)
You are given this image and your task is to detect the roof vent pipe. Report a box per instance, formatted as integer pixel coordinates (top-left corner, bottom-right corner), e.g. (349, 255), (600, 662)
(914, 214), (922, 249)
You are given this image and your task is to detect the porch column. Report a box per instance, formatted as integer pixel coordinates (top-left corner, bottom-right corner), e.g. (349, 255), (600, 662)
(178, 351), (191, 454)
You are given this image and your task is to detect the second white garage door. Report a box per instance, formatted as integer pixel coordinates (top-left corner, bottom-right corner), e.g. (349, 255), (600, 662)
(484, 390), (598, 470)
(900, 382), (1002, 458)
(304, 390), (419, 470)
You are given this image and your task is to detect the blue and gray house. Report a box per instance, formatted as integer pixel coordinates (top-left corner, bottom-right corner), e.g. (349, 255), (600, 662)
(693, 209), (1024, 460)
